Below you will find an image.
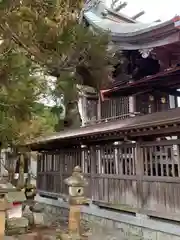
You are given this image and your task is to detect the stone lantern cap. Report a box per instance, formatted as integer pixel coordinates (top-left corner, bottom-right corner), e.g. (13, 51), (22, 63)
(0, 179), (17, 195)
(64, 166), (88, 187)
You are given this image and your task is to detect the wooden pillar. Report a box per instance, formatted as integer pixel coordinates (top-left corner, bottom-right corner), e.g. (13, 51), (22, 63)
(175, 96), (178, 108)
(129, 96), (136, 117)
(90, 146), (96, 174)
(114, 142), (120, 174)
(90, 146), (97, 200)
(169, 95), (176, 109)
(81, 145), (86, 173)
(135, 141), (143, 174)
(135, 140), (143, 209)
(97, 95), (101, 123)
(78, 95), (87, 126)
(97, 146), (102, 174)
(97, 145), (104, 200)
(129, 80), (136, 116)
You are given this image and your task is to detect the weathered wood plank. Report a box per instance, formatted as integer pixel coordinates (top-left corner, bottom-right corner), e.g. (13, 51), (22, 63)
(37, 139), (180, 222)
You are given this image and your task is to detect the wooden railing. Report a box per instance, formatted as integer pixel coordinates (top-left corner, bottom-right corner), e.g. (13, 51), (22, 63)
(37, 139), (180, 221)
(84, 93), (175, 126)
(37, 147), (82, 198)
(85, 97), (130, 125)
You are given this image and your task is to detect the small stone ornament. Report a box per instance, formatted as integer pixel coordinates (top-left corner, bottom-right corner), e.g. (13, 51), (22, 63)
(64, 166), (88, 205)
(63, 166), (89, 239)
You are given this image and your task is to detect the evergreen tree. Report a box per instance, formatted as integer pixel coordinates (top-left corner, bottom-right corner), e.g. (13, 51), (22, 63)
(0, 0), (112, 132)
(0, 43), (58, 147)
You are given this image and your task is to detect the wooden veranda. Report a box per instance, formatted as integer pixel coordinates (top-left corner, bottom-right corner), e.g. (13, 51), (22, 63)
(27, 107), (180, 222)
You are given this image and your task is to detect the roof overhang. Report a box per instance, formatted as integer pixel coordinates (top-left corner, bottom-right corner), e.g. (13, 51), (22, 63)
(100, 66), (180, 99)
(24, 108), (180, 151)
(84, 9), (180, 50)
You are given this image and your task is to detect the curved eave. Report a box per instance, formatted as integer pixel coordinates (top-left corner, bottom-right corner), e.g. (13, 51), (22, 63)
(84, 11), (175, 38)
(84, 11), (180, 49)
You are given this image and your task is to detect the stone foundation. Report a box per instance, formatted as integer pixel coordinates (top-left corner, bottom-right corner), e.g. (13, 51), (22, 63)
(36, 196), (180, 240)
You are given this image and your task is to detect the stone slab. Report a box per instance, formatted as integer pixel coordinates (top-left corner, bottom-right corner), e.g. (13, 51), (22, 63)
(7, 217), (29, 229)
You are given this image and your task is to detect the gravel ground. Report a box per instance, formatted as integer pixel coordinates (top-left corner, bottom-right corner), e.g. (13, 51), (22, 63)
(4, 219), (91, 240)
(4, 227), (63, 239)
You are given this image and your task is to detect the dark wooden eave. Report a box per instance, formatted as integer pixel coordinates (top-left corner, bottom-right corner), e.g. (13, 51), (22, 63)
(25, 107), (180, 151)
(101, 66), (180, 99)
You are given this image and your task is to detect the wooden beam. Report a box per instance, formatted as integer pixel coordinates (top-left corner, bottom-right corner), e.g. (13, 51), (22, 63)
(110, 0), (119, 9)
(132, 89), (153, 96)
(153, 86), (180, 97)
(154, 19), (161, 23)
(132, 11), (145, 20)
(130, 125), (180, 138)
(114, 2), (128, 12)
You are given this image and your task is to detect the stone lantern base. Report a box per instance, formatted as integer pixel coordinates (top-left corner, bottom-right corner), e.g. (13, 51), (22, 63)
(69, 205), (81, 234)
(6, 217), (29, 235)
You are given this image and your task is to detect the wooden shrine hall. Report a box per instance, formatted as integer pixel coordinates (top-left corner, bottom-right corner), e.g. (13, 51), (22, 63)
(23, 9), (180, 226)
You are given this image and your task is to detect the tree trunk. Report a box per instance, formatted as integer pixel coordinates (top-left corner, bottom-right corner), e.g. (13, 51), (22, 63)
(56, 100), (82, 131)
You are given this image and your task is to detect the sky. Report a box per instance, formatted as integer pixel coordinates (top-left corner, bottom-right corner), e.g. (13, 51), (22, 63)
(106, 0), (180, 22)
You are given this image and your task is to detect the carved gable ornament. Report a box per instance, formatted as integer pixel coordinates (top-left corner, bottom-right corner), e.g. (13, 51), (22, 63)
(139, 48), (153, 58)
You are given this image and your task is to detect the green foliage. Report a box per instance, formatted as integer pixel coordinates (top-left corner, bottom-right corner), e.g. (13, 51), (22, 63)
(33, 102), (59, 133)
(0, 0), (112, 134)
(0, 44), (58, 147)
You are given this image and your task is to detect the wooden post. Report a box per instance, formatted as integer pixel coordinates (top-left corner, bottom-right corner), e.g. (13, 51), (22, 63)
(78, 95), (87, 126)
(129, 80), (136, 116)
(169, 95), (176, 109)
(97, 146), (102, 174)
(81, 145), (86, 173)
(135, 140), (143, 209)
(114, 142), (120, 174)
(90, 146), (97, 200)
(97, 95), (101, 123)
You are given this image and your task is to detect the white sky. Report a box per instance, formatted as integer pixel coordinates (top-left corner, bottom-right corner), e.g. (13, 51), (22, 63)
(106, 0), (180, 22)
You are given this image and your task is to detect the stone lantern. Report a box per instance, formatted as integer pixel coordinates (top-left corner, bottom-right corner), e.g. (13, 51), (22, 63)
(64, 166), (88, 237)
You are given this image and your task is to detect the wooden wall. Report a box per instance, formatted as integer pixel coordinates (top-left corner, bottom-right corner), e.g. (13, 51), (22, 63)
(37, 139), (180, 221)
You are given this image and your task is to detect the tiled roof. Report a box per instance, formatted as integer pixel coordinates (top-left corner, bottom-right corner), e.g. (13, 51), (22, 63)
(26, 107), (180, 148)
(83, 0), (180, 49)
(84, 11), (168, 37)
